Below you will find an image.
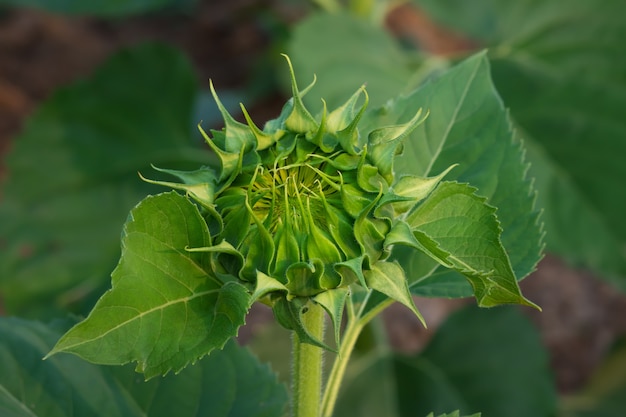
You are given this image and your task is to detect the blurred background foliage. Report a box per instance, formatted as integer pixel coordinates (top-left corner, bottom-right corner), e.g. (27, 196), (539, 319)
(0, 0), (625, 416)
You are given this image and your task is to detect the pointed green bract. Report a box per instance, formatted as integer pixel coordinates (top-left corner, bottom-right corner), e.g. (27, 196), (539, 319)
(139, 165), (217, 209)
(367, 109), (427, 185)
(273, 297), (334, 351)
(48, 192), (251, 378)
(364, 262), (425, 325)
(209, 80), (257, 153)
(313, 287), (349, 347)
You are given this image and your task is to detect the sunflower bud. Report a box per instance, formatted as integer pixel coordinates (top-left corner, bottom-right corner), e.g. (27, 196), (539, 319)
(142, 55), (451, 347)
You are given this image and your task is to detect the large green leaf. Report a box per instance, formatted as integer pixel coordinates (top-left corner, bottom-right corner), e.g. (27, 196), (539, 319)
(111, 337), (288, 417)
(361, 52), (543, 298)
(0, 317), (287, 417)
(0, 44), (209, 317)
(394, 306), (556, 417)
(48, 192), (251, 378)
(287, 11), (419, 113)
(416, 0), (626, 286)
(1, 318), (144, 417)
(0, 0), (196, 16)
(415, 0), (625, 84)
(335, 306), (556, 417)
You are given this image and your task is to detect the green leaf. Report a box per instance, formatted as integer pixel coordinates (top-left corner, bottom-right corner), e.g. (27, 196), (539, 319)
(0, 387), (34, 417)
(394, 306), (555, 417)
(523, 140), (626, 287)
(362, 52), (543, 298)
(112, 339), (288, 417)
(407, 182), (538, 308)
(47, 192), (251, 378)
(385, 221), (452, 270)
(0, 44), (207, 317)
(491, 44), (626, 287)
(416, 0), (625, 83)
(287, 11), (418, 113)
(336, 305), (556, 417)
(216, 341), (288, 417)
(0, 0), (196, 16)
(417, 0), (626, 286)
(1, 318), (145, 417)
(0, 317), (287, 417)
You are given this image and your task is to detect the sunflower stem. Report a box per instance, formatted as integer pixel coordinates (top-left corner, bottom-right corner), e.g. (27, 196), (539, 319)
(292, 302), (326, 417)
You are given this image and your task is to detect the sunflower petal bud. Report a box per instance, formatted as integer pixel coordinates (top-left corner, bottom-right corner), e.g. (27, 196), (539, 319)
(142, 55), (451, 346)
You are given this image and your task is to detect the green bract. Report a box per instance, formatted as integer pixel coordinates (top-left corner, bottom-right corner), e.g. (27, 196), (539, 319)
(142, 56), (450, 345)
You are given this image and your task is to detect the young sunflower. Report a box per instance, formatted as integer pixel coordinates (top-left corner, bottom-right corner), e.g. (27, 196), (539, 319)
(142, 55), (453, 347)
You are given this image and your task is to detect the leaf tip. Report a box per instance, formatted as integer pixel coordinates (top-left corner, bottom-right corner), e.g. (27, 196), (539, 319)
(521, 297), (542, 311)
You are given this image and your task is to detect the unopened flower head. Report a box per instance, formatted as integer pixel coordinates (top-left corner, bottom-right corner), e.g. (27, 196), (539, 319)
(142, 55), (449, 344)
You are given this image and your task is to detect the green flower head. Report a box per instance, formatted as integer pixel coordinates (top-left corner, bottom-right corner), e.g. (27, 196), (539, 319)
(143, 55), (452, 347)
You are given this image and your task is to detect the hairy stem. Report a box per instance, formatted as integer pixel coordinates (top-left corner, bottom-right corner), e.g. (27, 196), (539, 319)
(292, 302), (326, 417)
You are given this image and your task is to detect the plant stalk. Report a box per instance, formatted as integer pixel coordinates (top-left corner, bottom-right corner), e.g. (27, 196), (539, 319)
(321, 319), (364, 417)
(321, 293), (395, 417)
(292, 302), (326, 417)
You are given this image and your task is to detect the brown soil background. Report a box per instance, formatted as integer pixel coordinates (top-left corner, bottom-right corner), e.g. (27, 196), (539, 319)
(2, 0), (626, 396)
